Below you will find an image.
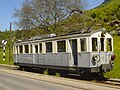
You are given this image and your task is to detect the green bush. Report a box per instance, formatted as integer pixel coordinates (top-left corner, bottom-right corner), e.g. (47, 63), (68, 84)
(0, 47), (13, 65)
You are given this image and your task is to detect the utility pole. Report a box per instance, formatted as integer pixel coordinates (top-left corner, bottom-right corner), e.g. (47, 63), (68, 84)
(9, 22), (12, 62)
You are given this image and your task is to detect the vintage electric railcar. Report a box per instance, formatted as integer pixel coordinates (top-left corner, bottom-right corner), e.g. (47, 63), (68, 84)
(13, 28), (116, 74)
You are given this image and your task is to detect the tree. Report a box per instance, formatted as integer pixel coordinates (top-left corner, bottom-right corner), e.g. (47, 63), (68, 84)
(116, 4), (120, 20)
(91, 13), (96, 19)
(13, 0), (85, 33)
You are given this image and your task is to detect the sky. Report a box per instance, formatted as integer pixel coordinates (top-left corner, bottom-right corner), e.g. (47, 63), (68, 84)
(85, 0), (105, 10)
(0, 0), (24, 31)
(0, 0), (105, 31)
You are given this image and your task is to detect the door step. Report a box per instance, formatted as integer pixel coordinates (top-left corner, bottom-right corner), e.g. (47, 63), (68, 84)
(68, 70), (80, 76)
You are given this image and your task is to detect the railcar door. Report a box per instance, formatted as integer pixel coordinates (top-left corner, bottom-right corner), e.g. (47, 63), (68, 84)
(70, 39), (78, 66)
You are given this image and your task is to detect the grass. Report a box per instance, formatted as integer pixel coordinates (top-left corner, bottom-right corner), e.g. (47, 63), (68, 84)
(55, 72), (61, 77)
(43, 69), (49, 75)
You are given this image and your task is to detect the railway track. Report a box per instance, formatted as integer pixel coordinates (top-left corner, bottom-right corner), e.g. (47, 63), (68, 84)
(105, 78), (120, 86)
(0, 64), (120, 87)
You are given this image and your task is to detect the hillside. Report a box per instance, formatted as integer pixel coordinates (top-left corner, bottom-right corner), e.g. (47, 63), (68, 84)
(100, 0), (112, 7)
(86, 0), (120, 31)
(88, 0), (120, 20)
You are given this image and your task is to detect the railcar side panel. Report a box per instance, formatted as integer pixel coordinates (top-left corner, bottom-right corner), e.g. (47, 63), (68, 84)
(38, 54), (44, 64)
(54, 53), (69, 66)
(34, 54), (39, 64)
(106, 52), (113, 63)
(14, 54), (18, 63)
(14, 53), (70, 67)
(43, 53), (54, 65)
(78, 52), (90, 67)
(17, 54), (33, 64)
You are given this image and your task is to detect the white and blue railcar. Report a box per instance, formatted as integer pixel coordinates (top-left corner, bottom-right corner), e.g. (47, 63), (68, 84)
(13, 28), (116, 74)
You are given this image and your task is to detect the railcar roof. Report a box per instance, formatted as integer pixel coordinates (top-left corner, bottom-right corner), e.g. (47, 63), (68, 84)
(14, 28), (110, 45)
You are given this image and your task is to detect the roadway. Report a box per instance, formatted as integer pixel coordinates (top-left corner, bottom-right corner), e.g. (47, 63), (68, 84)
(0, 71), (82, 90)
(0, 66), (120, 90)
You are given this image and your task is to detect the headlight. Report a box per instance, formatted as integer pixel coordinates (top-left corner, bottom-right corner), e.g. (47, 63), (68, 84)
(111, 54), (116, 61)
(92, 54), (100, 62)
(92, 55), (97, 61)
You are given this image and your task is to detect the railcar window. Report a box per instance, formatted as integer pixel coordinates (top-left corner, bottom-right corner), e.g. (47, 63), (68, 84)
(15, 46), (18, 54)
(25, 45), (29, 53)
(16, 46), (19, 54)
(92, 38), (98, 51)
(35, 45), (38, 53)
(46, 42), (52, 53)
(19, 45), (23, 53)
(39, 43), (42, 53)
(57, 40), (66, 52)
(30, 44), (33, 53)
(106, 38), (112, 51)
(14, 46), (18, 54)
(100, 38), (104, 51)
(80, 38), (87, 51)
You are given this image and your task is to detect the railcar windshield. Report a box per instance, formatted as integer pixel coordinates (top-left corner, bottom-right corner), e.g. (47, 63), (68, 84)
(100, 38), (104, 51)
(91, 37), (112, 52)
(106, 38), (112, 51)
(92, 38), (98, 51)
